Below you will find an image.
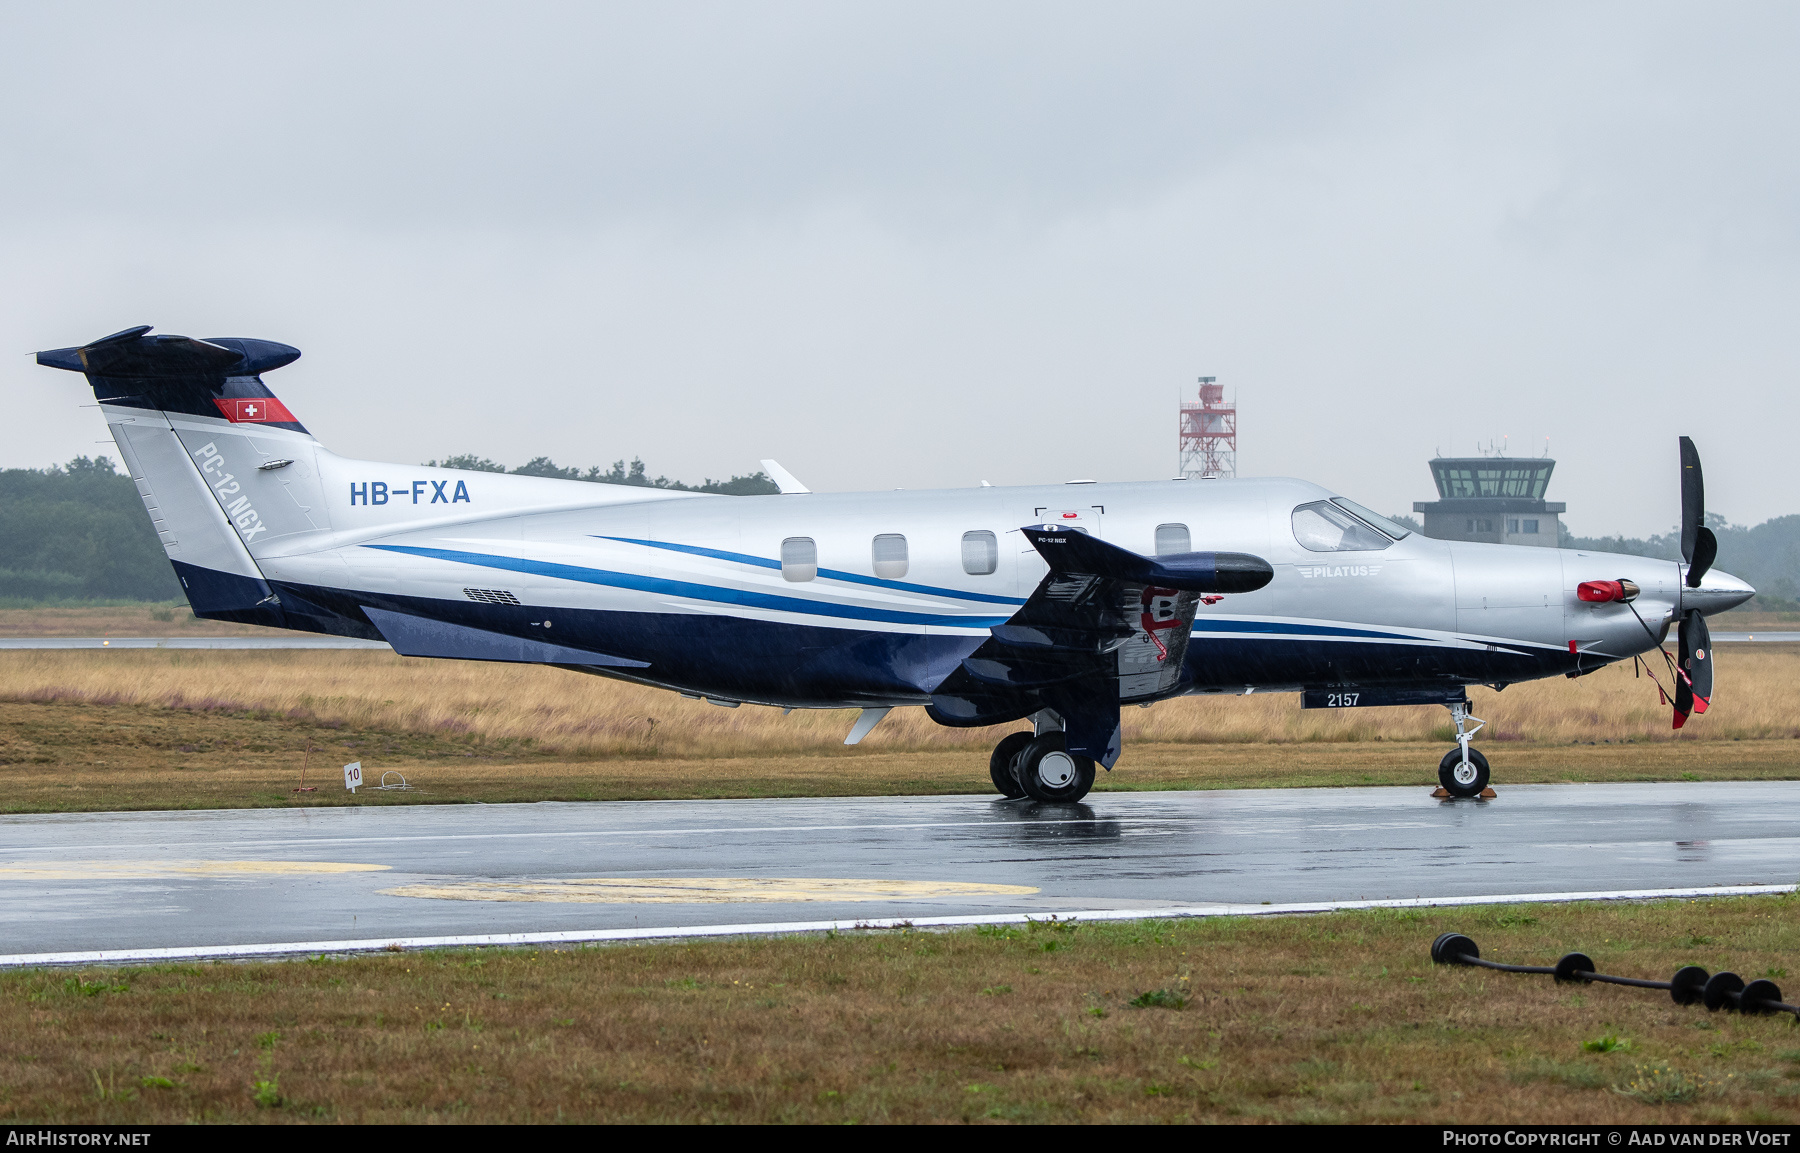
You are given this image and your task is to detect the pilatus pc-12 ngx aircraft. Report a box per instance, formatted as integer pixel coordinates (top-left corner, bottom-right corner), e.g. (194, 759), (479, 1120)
(38, 326), (1755, 802)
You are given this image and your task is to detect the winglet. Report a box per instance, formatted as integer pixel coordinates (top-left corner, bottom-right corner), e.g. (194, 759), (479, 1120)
(1021, 524), (1273, 594)
(760, 459), (811, 495)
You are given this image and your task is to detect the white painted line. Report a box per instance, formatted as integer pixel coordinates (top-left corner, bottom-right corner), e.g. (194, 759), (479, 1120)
(1, 883), (1791, 968)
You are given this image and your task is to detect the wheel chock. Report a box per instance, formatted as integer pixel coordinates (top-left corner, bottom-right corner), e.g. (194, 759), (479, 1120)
(1479, 787), (1497, 798)
(1431, 787), (1451, 798)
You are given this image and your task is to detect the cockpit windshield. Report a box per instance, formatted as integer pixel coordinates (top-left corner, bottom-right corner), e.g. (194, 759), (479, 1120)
(1292, 500), (1395, 552)
(1330, 497), (1412, 541)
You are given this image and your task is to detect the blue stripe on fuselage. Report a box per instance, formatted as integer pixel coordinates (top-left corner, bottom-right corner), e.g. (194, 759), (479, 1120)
(366, 545), (1012, 629)
(1189, 618), (1420, 642)
(593, 536), (1029, 606)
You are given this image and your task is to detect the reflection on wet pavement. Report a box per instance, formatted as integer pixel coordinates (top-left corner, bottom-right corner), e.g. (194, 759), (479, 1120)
(0, 781), (1795, 956)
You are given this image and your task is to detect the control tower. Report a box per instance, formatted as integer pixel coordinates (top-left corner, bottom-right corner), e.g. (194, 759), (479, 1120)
(1413, 457), (1564, 547)
(1178, 377), (1236, 479)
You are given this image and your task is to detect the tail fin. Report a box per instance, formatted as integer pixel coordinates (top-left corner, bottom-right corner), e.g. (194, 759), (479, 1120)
(36, 325), (318, 624)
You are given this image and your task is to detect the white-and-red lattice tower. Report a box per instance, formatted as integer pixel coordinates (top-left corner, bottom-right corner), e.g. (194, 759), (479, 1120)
(1178, 376), (1236, 479)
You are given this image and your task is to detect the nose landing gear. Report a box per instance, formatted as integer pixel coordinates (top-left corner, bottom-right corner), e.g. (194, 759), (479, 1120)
(1436, 699), (1493, 799)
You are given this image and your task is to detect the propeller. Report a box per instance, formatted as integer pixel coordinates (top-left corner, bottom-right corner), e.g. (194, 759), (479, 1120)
(1679, 436), (1717, 589)
(1673, 437), (1716, 728)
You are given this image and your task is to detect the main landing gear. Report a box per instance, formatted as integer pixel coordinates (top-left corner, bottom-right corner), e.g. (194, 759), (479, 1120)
(1437, 698), (1492, 799)
(988, 724), (1097, 804)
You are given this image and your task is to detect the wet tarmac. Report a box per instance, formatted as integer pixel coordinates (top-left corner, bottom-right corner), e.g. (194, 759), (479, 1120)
(1, 782), (1795, 964)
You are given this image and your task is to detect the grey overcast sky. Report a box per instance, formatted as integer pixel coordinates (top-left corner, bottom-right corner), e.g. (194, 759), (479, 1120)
(2, 2), (1794, 537)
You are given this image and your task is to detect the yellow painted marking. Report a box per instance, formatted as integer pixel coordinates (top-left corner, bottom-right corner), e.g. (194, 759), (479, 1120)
(0, 860), (391, 880)
(381, 877), (1041, 904)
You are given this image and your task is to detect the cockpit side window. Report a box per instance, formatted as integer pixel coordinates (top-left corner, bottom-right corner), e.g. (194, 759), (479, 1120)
(1292, 501), (1393, 552)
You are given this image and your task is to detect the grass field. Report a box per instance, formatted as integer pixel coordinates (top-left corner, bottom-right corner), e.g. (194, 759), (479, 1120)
(2, 895), (1796, 1124)
(6, 644), (1798, 755)
(2, 698), (1798, 813)
(1, 646), (1796, 812)
(0, 604), (269, 638)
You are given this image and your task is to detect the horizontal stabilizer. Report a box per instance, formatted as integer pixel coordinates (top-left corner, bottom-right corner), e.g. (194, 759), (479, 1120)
(37, 325), (308, 431)
(37, 327), (300, 379)
(1021, 525), (1272, 593)
(362, 607), (650, 668)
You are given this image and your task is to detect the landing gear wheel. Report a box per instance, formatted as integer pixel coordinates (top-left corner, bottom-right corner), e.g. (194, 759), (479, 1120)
(1437, 747), (1490, 798)
(988, 732), (1033, 799)
(1014, 733), (1096, 804)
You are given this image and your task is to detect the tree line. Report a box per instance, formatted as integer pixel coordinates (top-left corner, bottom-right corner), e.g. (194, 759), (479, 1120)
(424, 455), (779, 496)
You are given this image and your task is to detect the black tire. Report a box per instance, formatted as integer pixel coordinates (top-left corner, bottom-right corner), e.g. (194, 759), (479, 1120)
(1015, 732), (1097, 803)
(988, 732), (1034, 798)
(1437, 747), (1490, 798)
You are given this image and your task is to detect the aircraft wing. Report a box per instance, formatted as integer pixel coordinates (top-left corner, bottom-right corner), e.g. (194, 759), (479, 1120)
(928, 526), (1273, 768)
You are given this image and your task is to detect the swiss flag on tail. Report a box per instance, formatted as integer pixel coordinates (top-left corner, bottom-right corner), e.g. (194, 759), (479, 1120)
(213, 397), (297, 423)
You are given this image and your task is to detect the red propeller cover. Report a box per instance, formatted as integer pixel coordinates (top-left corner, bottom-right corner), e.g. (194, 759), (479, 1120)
(1578, 580), (1626, 602)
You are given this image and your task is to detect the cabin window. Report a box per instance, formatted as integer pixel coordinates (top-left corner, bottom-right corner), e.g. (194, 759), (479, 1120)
(780, 536), (817, 582)
(1292, 501), (1393, 553)
(961, 530), (998, 575)
(871, 534), (909, 579)
(1154, 523), (1190, 556)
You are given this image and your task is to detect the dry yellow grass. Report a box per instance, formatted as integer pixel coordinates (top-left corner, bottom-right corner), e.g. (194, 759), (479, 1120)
(0, 604), (272, 638)
(1726, 613), (1800, 630)
(3, 896), (1797, 1124)
(2, 646), (1796, 761)
(5, 695), (1796, 815)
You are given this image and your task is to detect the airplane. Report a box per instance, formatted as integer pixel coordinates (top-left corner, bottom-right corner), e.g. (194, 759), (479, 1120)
(36, 326), (1756, 803)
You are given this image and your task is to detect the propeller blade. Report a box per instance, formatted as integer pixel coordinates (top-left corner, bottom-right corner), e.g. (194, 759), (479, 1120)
(1678, 436), (1714, 586)
(1679, 437), (1703, 561)
(1680, 609), (1713, 713)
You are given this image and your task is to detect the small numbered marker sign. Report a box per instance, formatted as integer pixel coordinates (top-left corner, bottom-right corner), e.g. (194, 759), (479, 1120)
(344, 761), (363, 793)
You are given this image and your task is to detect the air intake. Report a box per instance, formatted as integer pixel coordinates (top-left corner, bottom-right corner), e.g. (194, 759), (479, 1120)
(463, 588), (520, 605)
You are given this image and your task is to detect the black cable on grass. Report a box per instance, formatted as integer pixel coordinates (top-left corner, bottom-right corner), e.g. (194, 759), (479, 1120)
(1430, 933), (1798, 1019)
